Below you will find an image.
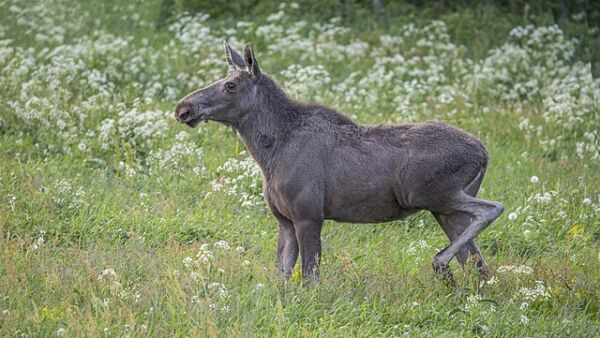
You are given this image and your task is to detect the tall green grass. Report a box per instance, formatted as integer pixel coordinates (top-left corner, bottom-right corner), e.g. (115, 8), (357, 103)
(0, 0), (598, 336)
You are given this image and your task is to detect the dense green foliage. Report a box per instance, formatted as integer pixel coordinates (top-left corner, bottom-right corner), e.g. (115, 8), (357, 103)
(0, 0), (599, 336)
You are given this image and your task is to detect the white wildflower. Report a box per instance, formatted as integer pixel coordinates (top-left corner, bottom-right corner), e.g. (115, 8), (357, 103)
(486, 276), (498, 285)
(406, 240), (430, 255)
(98, 267), (117, 280)
(497, 265), (533, 274)
(190, 272), (200, 281)
(534, 192), (552, 203)
(520, 281), (551, 302)
(214, 240), (230, 250)
(210, 180), (223, 191)
(467, 294), (482, 304)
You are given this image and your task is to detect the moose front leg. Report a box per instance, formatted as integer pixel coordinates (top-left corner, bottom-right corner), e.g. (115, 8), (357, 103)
(276, 218), (299, 280)
(294, 219), (323, 285)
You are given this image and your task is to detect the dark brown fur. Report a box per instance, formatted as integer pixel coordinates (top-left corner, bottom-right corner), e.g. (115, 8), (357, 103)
(174, 42), (504, 284)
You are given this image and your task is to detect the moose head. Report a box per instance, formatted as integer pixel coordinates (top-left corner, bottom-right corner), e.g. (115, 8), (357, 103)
(174, 42), (262, 128)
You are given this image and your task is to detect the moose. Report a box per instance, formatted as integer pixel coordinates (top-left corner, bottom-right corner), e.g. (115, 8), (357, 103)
(174, 42), (504, 284)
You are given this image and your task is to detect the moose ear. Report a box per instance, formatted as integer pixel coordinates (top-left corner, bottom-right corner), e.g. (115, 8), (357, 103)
(223, 41), (245, 71)
(244, 43), (261, 80)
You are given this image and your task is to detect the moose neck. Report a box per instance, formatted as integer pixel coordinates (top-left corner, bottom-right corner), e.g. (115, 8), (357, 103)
(234, 75), (299, 177)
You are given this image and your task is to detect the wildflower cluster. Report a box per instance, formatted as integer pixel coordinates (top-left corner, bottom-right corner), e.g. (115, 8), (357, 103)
(459, 293), (497, 333)
(96, 267), (137, 302)
(50, 179), (88, 210)
(405, 239), (432, 263)
(179, 240), (253, 313)
(503, 175), (598, 245)
(516, 280), (553, 324)
(148, 131), (205, 177)
(497, 265), (534, 275)
(211, 153), (263, 208)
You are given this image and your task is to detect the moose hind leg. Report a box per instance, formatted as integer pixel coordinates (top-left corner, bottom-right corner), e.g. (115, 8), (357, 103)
(461, 170), (491, 276)
(433, 193), (503, 269)
(433, 213), (470, 266)
(433, 212), (490, 276)
(463, 169), (484, 197)
(466, 240), (490, 277)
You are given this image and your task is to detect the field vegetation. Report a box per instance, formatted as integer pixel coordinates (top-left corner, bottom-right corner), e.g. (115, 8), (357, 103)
(0, 0), (599, 336)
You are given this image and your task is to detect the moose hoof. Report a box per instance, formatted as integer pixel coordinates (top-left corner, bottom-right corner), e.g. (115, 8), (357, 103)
(471, 255), (491, 279)
(432, 261), (455, 286)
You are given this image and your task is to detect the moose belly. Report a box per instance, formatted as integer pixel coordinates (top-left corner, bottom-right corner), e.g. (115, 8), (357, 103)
(324, 186), (413, 223)
(322, 146), (414, 223)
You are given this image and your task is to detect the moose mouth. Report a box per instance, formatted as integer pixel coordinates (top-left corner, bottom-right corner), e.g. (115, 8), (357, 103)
(184, 116), (205, 128)
(177, 110), (208, 128)
(176, 105), (229, 128)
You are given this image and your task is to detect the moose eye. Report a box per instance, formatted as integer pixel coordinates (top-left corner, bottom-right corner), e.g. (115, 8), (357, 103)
(225, 82), (236, 91)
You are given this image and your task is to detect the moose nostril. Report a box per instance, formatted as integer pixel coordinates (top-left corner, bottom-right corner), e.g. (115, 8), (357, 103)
(179, 110), (190, 121)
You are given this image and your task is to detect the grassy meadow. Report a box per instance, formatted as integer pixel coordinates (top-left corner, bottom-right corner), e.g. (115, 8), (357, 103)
(1, 0), (599, 336)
